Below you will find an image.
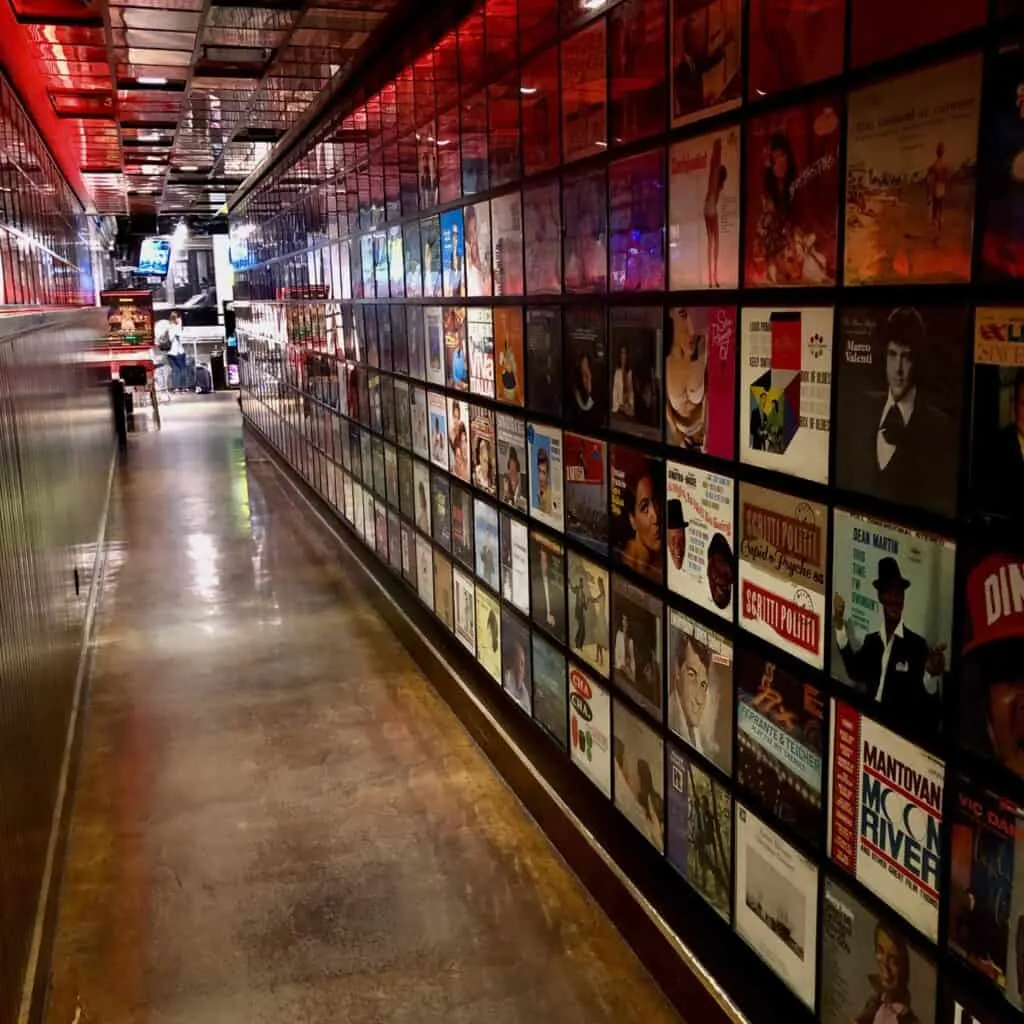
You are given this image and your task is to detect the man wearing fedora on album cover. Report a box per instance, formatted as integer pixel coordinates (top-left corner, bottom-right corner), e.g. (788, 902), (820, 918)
(832, 556), (946, 726)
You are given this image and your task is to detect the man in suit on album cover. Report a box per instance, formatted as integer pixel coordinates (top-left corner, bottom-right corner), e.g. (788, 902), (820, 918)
(833, 556), (945, 729)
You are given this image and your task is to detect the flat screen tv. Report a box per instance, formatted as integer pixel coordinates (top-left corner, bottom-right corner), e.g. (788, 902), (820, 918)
(138, 236), (171, 276)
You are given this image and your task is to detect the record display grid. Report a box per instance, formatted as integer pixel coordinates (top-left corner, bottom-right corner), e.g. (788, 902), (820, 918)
(232, 3), (1024, 1022)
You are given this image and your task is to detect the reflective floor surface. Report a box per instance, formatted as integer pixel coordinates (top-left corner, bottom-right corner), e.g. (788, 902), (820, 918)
(44, 394), (679, 1024)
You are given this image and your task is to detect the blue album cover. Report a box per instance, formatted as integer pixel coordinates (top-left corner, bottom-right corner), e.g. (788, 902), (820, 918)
(441, 208), (466, 297)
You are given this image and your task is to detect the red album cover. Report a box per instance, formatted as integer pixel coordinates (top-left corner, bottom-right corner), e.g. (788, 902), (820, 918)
(495, 307), (525, 407)
(850, 0), (986, 67)
(562, 20), (609, 163)
(521, 46), (561, 176)
(671, 0), (743, 128)
(609, 0), (667, 146)
(437, 109), (462, 204)
(743, 96), (840, 286)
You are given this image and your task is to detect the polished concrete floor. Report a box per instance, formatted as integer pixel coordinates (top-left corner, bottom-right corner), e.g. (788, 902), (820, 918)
(45, 394), (679, 1024)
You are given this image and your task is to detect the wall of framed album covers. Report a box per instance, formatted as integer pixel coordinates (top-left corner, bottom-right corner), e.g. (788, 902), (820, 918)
(232, 2), (1024, 1022)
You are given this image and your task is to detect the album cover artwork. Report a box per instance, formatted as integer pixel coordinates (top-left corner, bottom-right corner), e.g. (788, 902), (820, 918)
(821, 878), (938, 1024)
(410, 386), (429, 460)
(489, 77), (522, 190)
(521, 47), (561, 176)
(465, 200), (493, 296)
(747, 0), (845, 98)
(492, 191), (525, 296)
(845, 56), (982, 285)
(565, 307), (609, 430)
(407, 308), (427, 382)
(434, 550), (454, 632)
(736, 647), (825, 846)
(425, 306), (445, 387)
(670, 0), (743, 128)
(391, 309), (410, 379)
(828, 700), (945, 940)
(368, 372), (383, 433)
(418, 136), (440, 210)
(497, 412), (528, 514)
(568, 551), (610, 677)
(343, 474), (354, 526)
(388, 510), (403, 574)
(413, 459), (432, 536)
(666, 461), (735, 620)
(375, 230), (390, 298)
(451, 483), (475, 571)
(474, 498), (500, 593)
(453, 565), (476, 654)
(437, 113), (461, 205)
(532, 632), (568, 750)
(530, 529), (567, 643)
(563, 169), (608, 293)
(666, 743), (732, 920)
(831, 510), (955, 735)
(669, 127), (741, 290)
(501, 608), (532, 714)
(470, 405), (496, 496)
(462, 93), (489, 196)
(610, 150), (666, 292)
(384, 443), (399, 509)
(524, 182), (562, 296)
(421, 215), (442, 296)
(738, 483), (828, 668)
(397, 452), (414, 522)
(565, 432), (609, 554)
(441, 208), (465, 298)
(476, 586), (502, 684)
(360, 235), (375, 300)
(401, 520), (416, 586)
(735, 803), (819, 1009)
(614, 699), (666, 851)
(359, 432), (373, 491)
(835, 305), (968, 517)
(610, 445), (664, 586)
(744, 96), (840, 286)
(562, 19), (608, 164)
(740, 307), (833, 483)
(494, 308), (525, 406)
(467, 307), (494, 399)
(525, 307), (563, 416)
(570, 663), (612, 797)
(445, 307), (469, 393)
(431, 470), (451, 552)
(500, 511), (530, 615)
(416, 533), (434, 610)
(609, 307), (663, 440)
(375, 501), (389, 561)
(611, 574), (664, 721)
(371, 435), (387, 501)
(362, 489), (374, 549)
(609, 0), (667, 146)
(850, 0), (985, 67)
(668, 609), (733, 774)
(445, 397), (468, 484)
(528, 422), (564, 532)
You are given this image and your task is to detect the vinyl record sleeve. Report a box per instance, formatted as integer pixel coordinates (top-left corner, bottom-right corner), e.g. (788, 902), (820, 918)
(494, 307), (525, 406)
(410, 386), (430, 461)
(446, 396), (470, 483)
(670, 0), (743, 129)
(613, 699), (666, 851)
(501, 608), (533, 714)
(473, 498), (500, 593)
(451, 483), (475, 571)
(497, 412), (528, 514)
(565, 432), (609, 554)
(608, 0), (667, 146)
(610, 574), (664, 721)
(565, 306), (609, 430)
(476, 586), (502, 683)
(413, 459), (432, 536)
(609, 306), (663, 440)
(470, 405), (496, 496)
(562, 20), (608, 164)
(499, 511), (530, 615)
(453, 565), (477, 654)
(528, 422), (564, 532)
(568, 550), (610, 678)
(492, 191), (525, 296)
(569, 664), (612, 797)
(425, 306), (446, 387)
(525, 307), (564, 416)
(421, 215), (442, 296)
(431, 470), (451, 552)
(609, 150), (666, 292)
(465, 200), (493, 296)
(563, 169), (608, 293)
(530, 529), (567, 643)
(444, 307), (469, 393)
(467, 306), (495, 398)
(532, 632), (568, 750)
(441, 208), (465, 298)
(610, 445), (665, 586)
(524, 181), (562, 296)
(850, 0), (985, 67)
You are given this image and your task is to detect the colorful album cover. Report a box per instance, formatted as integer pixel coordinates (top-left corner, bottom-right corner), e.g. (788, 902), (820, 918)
(371, 435), (387, 500)
(665, 306), (737, 459)
(971, 307), (1024, 518)
(563, 169), (609, 293)
(740, 307), (833, 483)
(828, 699), (946, 941)
(666, 743), (732, 920)
(845, 56), (982, 285)
(831, 510), (955, 735)
(982, 44), (1024, 280)
(451, 483), (475, 571)
(400, 520), (415, 585)
(413, 459), (432, 536)
(850, 0), (985, 67)
(821, 878), (938, 1024)
(522, 46), (561, 175)
(360, 235), (375, 300)
(470, 405), (496, 496)
(431, 470), (451, 552)
(747, 0), (844, 98)
(434, 550), (454, 632)
(476, 586), (502, 683)
(669, 127), (740, 290)
(453, 566), (476, 654)
(666, 461), (735, 620)
(465, 200), (492, 296)
(407, 308), (426, 382)
(494, 308), (525, 406)
(670, 0), (743, 128)
(610, 445), (664, 586)
(491, 192), (524, 296)
(410, 386), (429, 460)
(473, 498), (500, 593)
(441, 208), (465, 298)
(736, 648), (824, 846)
(611, 574), (663, 721)
(609, 307), (663, 440)
(958, 542), (1024, 783)
(497, 412), (528, 514)
(565, 307), (609, 430)
(744, 96), (840, 286)
(565, 432), (609, 554)
(466, 307), (494, 400)
(570, 663), (612, 797)
(835, 305), (968, 517)
(394, 382), (412, 452)
(374, 230), (390, 298)
(613, 699), (666, 851)
(444, 307), (469, 392)
(610, 150), (666, 292)
(387, 225), (405, 299)
(668, 610), (733, 774)
(568, 551), (610, 677)
(447, 396), (470, 483)
(532, 632), (568, 750)
(738, 483), (828, 668)
(525, 307), (563, 416)
(418, 137), (440, 210)
(530, 529), (566, 643)
(609, 0), (667, 146)
(416, 533), (434, 610)
(425, 306), (445, 387)
(398, 453), (416, 518)
(527, 422), (564, 531)
(500, 511), (530, 615)
(501, 608), (533, 714)
(562, 20), (608, 164)
(524, 181), (562, 296)
(421, 215), (442, 296)
(388, 510), (403, 574)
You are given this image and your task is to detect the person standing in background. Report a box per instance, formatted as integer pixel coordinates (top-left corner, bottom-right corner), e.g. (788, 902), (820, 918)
(167, 311), (187, 392)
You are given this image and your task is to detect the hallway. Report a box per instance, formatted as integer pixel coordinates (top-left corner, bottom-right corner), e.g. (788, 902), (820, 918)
(45, 397), (678, 1024)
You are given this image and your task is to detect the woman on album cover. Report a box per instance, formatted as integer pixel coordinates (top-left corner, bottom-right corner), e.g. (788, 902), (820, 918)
(665, 309), (707, 449)
(500, 338), (520, 398)
(573, 352), (597, 413)
(620, 465), (663, 580)
(704, 137), (728, 287)
(612, 345), (636, 417)
(473, 436), (494, 492)
(465, 205), (487, 295)
(613, 736), (665, 849)
(449, 402), (469, 478)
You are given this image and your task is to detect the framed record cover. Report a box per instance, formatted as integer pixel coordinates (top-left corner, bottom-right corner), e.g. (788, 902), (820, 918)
(476, 585), (502, 683)
(444, 307), (469, 392)
(611, 445), (665, 586)
(387, 226), (405, 298)
(611, 574), (664, 721)
(434, 551), (455, 632)
(613, 699), (666, 852)
(441, 208), (465, 298)
(532, 632), (568, 750)
(570, 664), (612, 797)
(474, 497), (500, 593)
(401, 520), (416, 585)
(416, 533), (434, 609)
(500, 511), (530, 615)
(850, 0), (985, 68)
(467, 306), (495, 398)
(447, 396), (470, 483)
(497, 412), (528, 514)
(425, 306), (446, 387)
(609, 306), (663, 441)
(563, 169), (608, 294)
(494, 307), (525, 406)
(523, 181), (562, 296)
(413, 459), (432, 535)
(608, 0), (667, 146)
(431, 470), (451, 551)
(410, 387), (429, 460)
(451, 482), (475, 571)
(528, 421), (564, 532)
(568, 550), (610, 677)
(465, 200), (493, 296)
(525, 307), (563, 416)
(408, 307), (427, 381)
(561, 19), (608, 165)
(501, 608), (532, 714)
(492, 191), (524, 296)
(565, 432), (609, 555)
(530, 529), (567, 643)
(388, 510), (403, 574)
(421, 215), (442, 297)
(521, 46), (561, 176)
(565, 306), (609, 431)
(609, 150), (666, 292)
(454, 565), (476, 653)
(670, 0), (743, 129)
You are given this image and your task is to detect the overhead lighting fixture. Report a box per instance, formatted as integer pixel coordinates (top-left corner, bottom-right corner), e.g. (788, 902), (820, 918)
(178, 165), (199, 172)
(138, 77), (168, 86)
(520, 87), (538, 96)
